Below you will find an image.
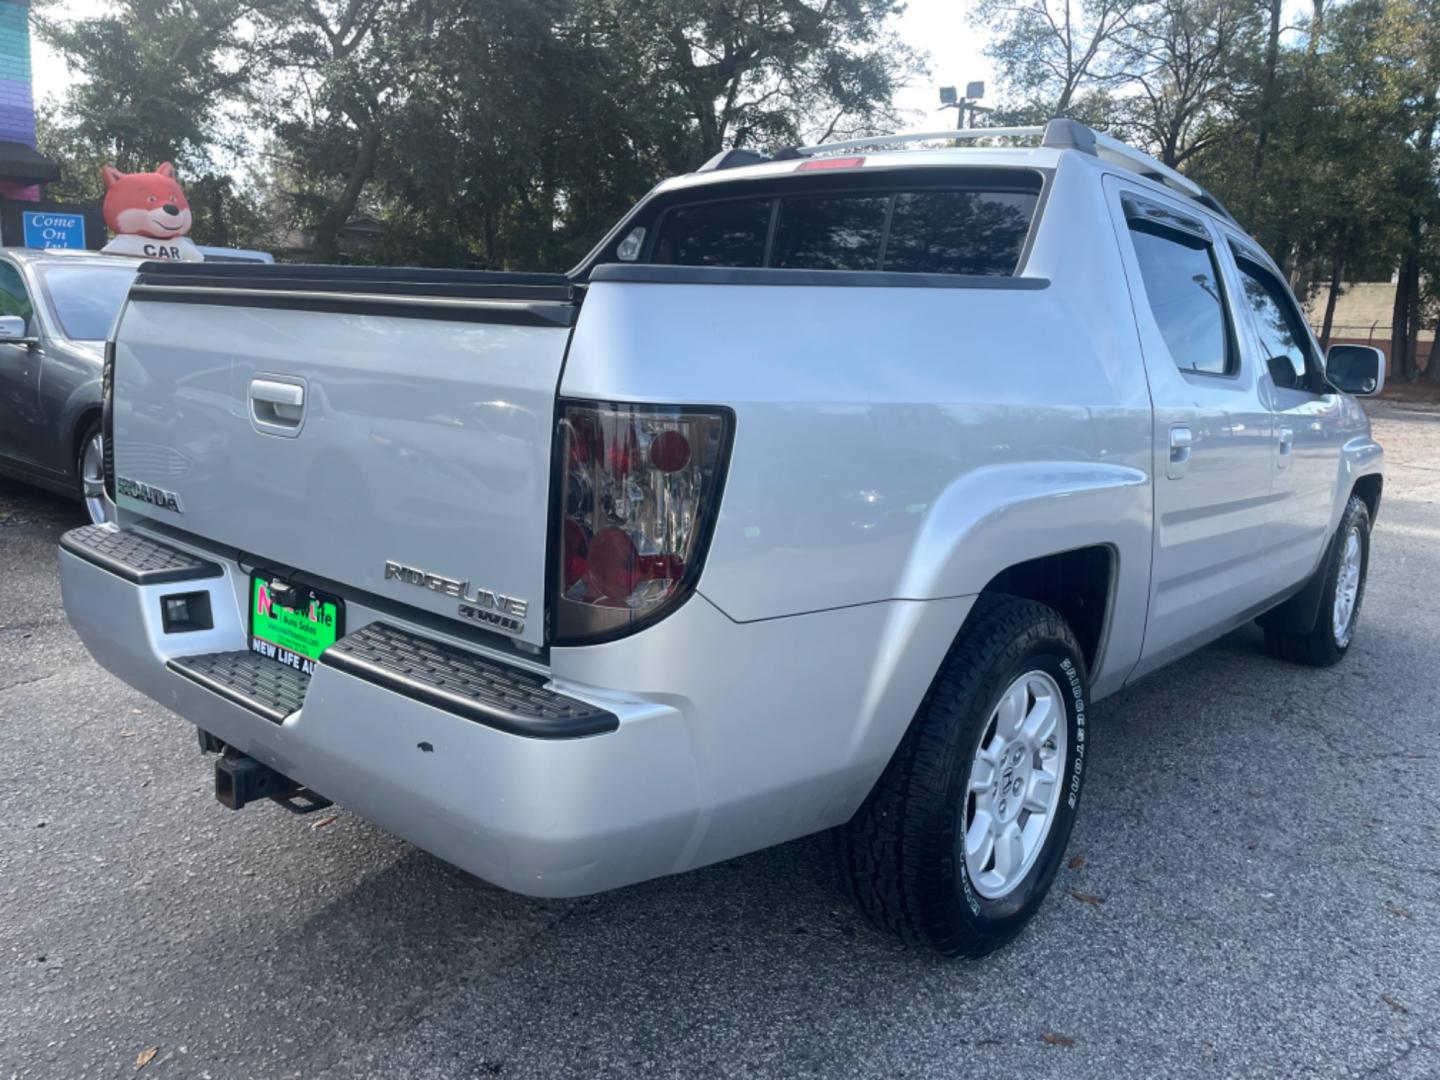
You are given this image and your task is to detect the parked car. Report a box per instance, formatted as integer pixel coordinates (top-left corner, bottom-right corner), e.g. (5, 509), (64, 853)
(58, 120), (1385, 956)
(0, 248), (143, 522)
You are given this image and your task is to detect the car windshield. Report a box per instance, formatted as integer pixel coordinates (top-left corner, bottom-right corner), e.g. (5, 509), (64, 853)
(38, 264), (137, 341)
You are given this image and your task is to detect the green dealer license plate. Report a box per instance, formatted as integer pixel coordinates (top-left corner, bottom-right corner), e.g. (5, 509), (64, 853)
(249, 574), (343, 676)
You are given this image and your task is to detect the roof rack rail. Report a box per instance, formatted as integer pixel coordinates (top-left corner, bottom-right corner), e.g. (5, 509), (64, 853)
(791, 119), (1235, 223)
(796, 127), (1045, 155)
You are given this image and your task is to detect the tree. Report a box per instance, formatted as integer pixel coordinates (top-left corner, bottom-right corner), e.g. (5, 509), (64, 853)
(587, 0), (919, 158)
(1108, 0), (1248, 166)
(974, 0), (1140, 118)
(35, 0), (263, 245)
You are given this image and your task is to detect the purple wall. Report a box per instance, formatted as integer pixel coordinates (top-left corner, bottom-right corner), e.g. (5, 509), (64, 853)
(0, 0), (39, 201)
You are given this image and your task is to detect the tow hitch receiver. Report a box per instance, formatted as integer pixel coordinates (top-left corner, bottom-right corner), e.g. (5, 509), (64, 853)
(214, 751), (334, 815)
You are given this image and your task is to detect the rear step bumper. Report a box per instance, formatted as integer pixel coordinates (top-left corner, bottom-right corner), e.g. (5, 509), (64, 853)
(58, 525), (699, 898)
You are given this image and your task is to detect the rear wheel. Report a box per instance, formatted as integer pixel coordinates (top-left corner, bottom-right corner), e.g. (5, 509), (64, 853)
(1264, 495), (1370, 667)
(838, 595), (1089, 957)
(76, 419), (112, 525)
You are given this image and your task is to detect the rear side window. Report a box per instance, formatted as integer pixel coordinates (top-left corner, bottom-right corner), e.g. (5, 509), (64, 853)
(654, 198), (771, 267)
(1128, 224), (1233, 375)
(650, 184), (1039, 276)
(885, 191), (1038, 275)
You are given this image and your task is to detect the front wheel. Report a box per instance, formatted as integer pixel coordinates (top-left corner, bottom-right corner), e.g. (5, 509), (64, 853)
(838, 595), (1090, 957)
(76, 420), (113, 525)
(1264, 495), (1371, 667)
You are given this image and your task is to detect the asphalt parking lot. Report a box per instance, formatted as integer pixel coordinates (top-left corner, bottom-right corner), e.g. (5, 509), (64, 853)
(3, 402), (1438, 1080)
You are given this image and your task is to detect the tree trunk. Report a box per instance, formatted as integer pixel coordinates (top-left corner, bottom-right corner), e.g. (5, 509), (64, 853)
(311, 126), (382, 264)
(1390, 251), (1417, 380)
(1253, 0), (1282, 173)
(207, 182), (229, 249)
(1427, 313), (1440, 381)
(1319, 250), (1342, 349)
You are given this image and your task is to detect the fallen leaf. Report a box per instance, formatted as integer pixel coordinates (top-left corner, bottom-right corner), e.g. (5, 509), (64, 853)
(310, 815), (338, 830)
(1067, 855), (1085, 870)
(119, 731), (137, 738)
(1067, 888), (1103, 906)
(135, 1047), (158, 1071)
(1381, 994), (1408, 1014)
(1042, 1031), (1076, 1047)
(1385, 903), (1412, 919)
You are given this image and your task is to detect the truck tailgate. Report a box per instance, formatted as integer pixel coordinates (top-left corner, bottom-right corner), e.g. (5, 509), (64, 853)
(110, 264), (578, 648)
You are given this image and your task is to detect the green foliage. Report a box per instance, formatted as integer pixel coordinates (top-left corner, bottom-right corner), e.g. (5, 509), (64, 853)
(39, 0), (917, 269)
(980, 0), (1440, 378)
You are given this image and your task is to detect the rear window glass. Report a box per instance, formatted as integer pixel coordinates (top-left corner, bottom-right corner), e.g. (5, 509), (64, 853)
(884, 191), (1038, 276)
(652, 198), (771, 266)
(772, 195), (888, 271)
(651, 185), (1038, 275)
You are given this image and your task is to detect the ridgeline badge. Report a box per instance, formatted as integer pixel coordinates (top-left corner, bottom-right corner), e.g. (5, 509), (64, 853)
(383, 560), (528, 635)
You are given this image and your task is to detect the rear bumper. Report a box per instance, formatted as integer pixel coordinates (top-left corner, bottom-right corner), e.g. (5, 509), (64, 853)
(60, 525), (974, 897)
(58, 530), (701, 898)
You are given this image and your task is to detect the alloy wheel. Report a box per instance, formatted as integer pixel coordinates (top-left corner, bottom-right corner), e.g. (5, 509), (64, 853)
(962, 670), (1068, 899)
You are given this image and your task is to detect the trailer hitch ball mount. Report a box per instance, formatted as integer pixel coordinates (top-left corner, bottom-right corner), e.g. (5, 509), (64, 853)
(205, 734), (333, 815)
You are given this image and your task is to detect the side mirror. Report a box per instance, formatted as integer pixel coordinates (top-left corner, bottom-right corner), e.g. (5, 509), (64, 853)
(1265, 354), (1300, 389)
(1325, 344), (1385, 397)
(0, 315), (30, 343)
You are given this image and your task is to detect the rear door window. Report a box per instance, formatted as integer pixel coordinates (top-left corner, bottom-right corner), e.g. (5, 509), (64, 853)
(883, 191), (1037, 275)
(652, 198), (771, 267)
(1127, 224), (1234, 376)
(771, 195), (888, 271)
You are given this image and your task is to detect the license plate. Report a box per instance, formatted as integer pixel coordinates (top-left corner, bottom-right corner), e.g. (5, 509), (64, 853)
(249, 574), (344, 676)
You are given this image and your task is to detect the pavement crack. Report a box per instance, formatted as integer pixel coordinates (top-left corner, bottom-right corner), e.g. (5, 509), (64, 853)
(0, 670), (66, 693)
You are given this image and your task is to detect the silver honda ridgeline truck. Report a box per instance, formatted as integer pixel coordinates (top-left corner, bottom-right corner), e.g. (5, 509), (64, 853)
(60, 120), (1385, 956)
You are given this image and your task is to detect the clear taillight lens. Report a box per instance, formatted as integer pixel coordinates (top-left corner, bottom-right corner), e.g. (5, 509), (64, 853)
(552, 400), (732, 644)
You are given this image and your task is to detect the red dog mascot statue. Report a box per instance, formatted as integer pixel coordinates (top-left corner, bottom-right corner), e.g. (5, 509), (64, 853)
(100, 162), (204, 261)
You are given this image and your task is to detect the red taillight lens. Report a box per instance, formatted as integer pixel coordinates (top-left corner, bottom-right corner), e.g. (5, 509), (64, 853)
(553, 401), (732, 644)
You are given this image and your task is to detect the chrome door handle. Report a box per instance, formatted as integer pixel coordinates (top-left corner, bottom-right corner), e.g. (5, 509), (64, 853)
(1277, 427), (1293, 469)
(1166, 425), (1193, 479)
(249, 377), (306, 437)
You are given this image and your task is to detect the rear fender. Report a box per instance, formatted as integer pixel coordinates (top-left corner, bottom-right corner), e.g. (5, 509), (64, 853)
(895, 461), (1151, 697)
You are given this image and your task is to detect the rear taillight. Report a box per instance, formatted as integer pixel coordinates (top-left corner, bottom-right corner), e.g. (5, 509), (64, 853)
(101, 339), (116, 502)
(552, 400), (732, 644)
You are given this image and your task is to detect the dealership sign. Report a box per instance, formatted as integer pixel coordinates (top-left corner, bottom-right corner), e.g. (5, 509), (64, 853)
(22, 211), (86, 250)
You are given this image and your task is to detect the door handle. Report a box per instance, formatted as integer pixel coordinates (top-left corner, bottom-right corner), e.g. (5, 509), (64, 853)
(1166, 425), (1193, 479)
(249, 377), (306, 437)
(1277, 427), (1293, 469)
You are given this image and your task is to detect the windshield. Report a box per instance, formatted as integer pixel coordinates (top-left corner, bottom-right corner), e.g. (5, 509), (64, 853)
(38, 265), (137, 341)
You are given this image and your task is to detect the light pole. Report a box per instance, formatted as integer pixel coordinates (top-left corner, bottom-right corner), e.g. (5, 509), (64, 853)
(938, 82), (988, 129)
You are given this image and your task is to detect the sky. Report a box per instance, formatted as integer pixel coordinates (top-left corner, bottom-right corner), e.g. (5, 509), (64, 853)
(29, 0), (994, 130)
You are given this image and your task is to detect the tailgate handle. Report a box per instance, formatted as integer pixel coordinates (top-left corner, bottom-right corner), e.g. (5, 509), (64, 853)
(249, 378), (306, 437)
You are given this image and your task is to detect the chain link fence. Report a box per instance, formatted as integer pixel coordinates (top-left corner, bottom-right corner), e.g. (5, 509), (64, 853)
(1307, 322), (1435, 374)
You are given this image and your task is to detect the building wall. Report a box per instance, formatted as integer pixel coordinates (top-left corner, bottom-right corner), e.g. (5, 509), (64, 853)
(0, 0), (38, 201)
(1303, 279), (1434, 374)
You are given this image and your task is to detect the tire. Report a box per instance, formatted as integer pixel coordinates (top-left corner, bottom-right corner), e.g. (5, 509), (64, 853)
(838, 594), (1090, 957)
(75, 418), (112, 525)
(1263, 495), (1371, 667)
